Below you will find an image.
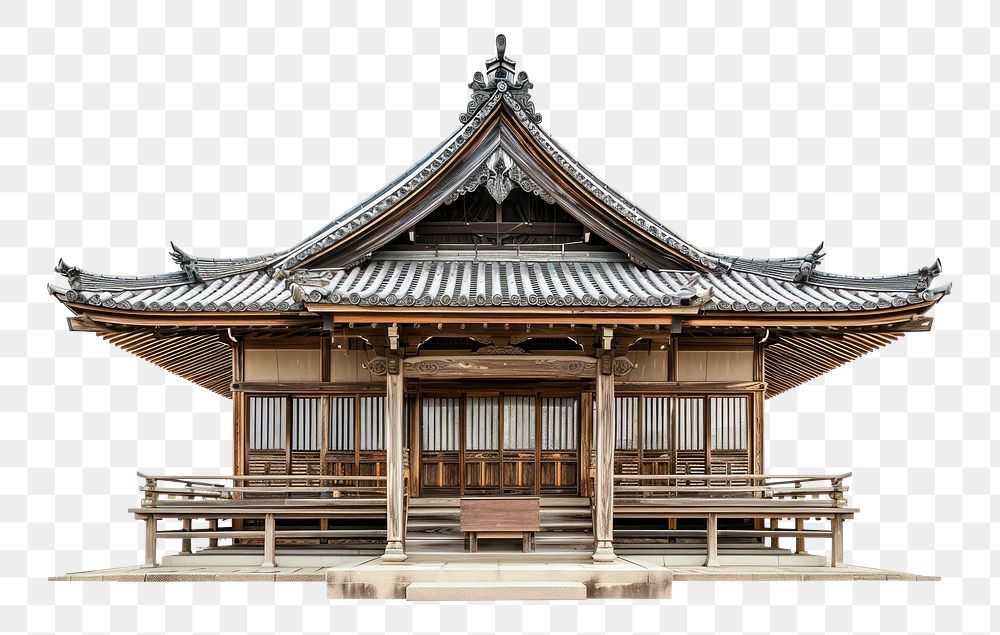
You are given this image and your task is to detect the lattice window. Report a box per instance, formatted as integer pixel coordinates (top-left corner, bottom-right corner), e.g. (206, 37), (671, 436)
(359, 396), (385, 451)
(710, 396), (748, 451)
(328, 396), (355, 451)
(503, 395), (535, 450)
(673, 397), (705, 450)
(614, 396), (639, 450)
(249, 396), (286, 450)
(422, 397), (461, 451)
(290, 397), (321, 451)
(642, 396), (671, 450)
(541, 397), (578, 450)
(465, 396), (499, 450)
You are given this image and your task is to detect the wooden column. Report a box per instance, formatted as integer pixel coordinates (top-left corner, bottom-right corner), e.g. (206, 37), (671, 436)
(180, 518), (192, 554)
(262, 513), (276, 567)
(382, 350), (407, 562)
(705, 513), (719, 567)
(831, 515), (844, 567)
(143, 516), (157, 567)
(592, 347), (616, 563)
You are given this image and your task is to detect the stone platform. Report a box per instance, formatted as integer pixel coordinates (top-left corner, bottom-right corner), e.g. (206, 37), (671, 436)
(50, 545), (938, 593)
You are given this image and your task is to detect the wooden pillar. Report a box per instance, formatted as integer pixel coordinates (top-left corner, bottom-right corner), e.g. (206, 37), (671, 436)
(579, 391), (593, 497)
(705, 513), (719, 567)
(769, 517), (780, 549)
(262, 513), (276, 567)
(208, 519), (219, 548)
(831, 515), (844, 567)
(143, 516), (157, 567)
(795, 518), (805, 554)
(180, 518), (192, 554)
(382, 350), (407, 562)
(592, 346), (616, 563)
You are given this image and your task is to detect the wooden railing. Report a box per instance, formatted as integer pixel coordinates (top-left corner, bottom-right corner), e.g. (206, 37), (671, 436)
(133, 472), (398, 568)
(612, 472), (854, 567)
(612, 472), (850, 506)
(138, 472), (389, 505)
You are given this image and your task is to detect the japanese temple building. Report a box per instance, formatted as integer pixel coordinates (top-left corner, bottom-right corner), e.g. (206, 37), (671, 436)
(50, 36), (948, 597)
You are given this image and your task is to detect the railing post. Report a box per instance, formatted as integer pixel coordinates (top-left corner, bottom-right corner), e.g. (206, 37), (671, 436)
(143, 516), (157, 567)
(769, 517), (779, 549)
(208, 519), (219, 548)
(795, 518), (806, 554)
(830, 515), (844, 567)
(831, 477), (846, 507)
(705, 513), (719, 567)
(180, 518), (192, 554)
(141, 477), (158, 508)
(262, 513), (276, 567)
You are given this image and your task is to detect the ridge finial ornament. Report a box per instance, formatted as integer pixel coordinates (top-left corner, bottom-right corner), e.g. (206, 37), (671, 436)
(915, 258), (942, 292)
(793, 241), (826, 284)
(460, 33), (542, 125)
(169, 241), (203, 284)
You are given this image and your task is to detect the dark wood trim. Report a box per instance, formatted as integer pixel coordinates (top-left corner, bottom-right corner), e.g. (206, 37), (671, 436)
(320, 337), (331, 382)
(316, 308), (701, 324)
(232, 381), (383, 393)
(62, 303), (321, 327)
(617, 381), (765, 393)
(580, 391), (592, 497)
(408, 393), (421, 498)
(409, 221), (584, 235)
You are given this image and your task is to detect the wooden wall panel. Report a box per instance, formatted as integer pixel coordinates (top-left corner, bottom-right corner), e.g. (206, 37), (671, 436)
(244, 348), (323, 382)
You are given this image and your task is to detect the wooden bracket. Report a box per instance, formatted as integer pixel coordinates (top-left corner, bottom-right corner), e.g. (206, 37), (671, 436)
(601, 327), (614, 350)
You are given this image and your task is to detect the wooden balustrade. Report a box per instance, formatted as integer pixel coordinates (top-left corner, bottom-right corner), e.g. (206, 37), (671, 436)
(133, 472), (397, 568)
(612, 472), (855, 568)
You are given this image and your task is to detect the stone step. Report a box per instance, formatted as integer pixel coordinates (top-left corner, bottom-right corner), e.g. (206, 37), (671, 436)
(327, 559), (672, 599)
(406, 581), (587, 601)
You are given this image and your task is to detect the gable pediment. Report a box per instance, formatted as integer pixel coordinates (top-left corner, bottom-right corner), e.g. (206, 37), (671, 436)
(287, 106), (716, 272)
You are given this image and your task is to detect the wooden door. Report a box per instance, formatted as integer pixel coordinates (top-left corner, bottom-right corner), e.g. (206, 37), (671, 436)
(538, 396), (580, 494)
(417, 390), (582, 497)
(501, 395), (536, 494)
(464, 394), (501, 494)
(419, 395), (462, 495)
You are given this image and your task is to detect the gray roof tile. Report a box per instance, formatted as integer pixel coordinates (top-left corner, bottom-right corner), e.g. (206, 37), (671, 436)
(51, 256), (949, 313)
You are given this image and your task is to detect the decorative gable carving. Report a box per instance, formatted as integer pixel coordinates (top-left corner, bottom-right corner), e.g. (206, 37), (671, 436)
(443, 148), (556, 206)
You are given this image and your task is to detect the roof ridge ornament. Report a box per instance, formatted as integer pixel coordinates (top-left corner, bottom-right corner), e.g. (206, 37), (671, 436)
(460, 34), (541, 124)
(54, 258), (82, 289)
(915, 258), (942, 292)
(793, 242), (826, 283)
(169, 242), (203, 284)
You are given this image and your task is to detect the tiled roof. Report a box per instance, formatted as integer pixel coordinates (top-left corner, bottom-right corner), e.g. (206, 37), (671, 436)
(55, 270), (296, 312)
(50, 254), (948, 313)
(49, 36), (948, 317)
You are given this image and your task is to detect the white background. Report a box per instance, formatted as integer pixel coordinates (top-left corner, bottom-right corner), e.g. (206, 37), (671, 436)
(1, 1), (994, 633)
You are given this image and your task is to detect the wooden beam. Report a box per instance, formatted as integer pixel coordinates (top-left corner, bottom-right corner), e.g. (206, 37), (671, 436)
(312, 307), (701, 324)
(366, 354), (636, 380)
